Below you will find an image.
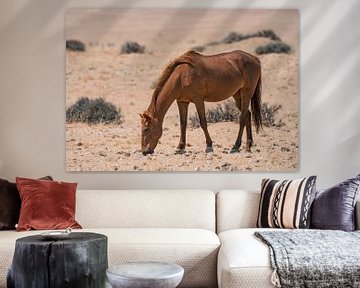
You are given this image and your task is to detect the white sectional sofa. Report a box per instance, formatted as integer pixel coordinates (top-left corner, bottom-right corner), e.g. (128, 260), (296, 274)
(216, 190), (275, 288)
(0, 190), (219, 288)
(1, 189), (359, 288)
(216, 190), (360, 288)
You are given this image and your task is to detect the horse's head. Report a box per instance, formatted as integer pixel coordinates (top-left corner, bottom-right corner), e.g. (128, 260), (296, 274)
(140, 111), (162, 155)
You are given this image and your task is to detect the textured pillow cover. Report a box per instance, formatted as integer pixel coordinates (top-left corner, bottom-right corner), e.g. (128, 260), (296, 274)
(16, 177), (82, 231)
(257, 176), (317, 229)
(311, 174), (360, 231)
(0, 176), (53, 230)
(0, 179), (20, 230)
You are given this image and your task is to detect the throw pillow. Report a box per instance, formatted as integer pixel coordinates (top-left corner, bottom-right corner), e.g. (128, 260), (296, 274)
(311, 174), (360, 231)
(257, 176), (317, 229)
(0, 176), (53, 230)
(0, 179), (20, 230)
(16, 177), (82, 231)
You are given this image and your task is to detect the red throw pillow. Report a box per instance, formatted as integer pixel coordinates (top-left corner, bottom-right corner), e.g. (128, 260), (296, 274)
(0, 176), (53, 230)
(16, 177), (82, 231)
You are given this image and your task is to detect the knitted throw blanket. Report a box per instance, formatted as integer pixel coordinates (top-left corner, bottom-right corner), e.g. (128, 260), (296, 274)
(255, 230), (360, 288)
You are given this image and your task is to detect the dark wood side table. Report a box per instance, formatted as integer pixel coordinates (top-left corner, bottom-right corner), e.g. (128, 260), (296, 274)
(7, 232), (108, 288)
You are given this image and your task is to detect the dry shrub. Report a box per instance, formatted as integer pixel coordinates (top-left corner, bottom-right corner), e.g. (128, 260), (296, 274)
(192, 46), (206, 52)
(66, 97), (122, 124)
(66, 40), (85, 52)
(189, 101), (239, 128)
(256, 42), (291, 54)
(189, 101), (283, 128)
(221, 30), (281, 44)
(261, 103), (284, 127)
(121, 42), (145, 54)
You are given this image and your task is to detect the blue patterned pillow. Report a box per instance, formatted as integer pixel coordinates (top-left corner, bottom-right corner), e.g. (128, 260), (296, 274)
(311, 174), (360, 231)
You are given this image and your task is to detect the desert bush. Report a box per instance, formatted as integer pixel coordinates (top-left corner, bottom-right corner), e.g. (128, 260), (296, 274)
(261, 103), (283, 127)
(221, 32), (247, 44)
(66, 40), (86, 52)
(221, 29), (281, 44)
(206, 41), (220, 46)
(66, 97), (122, 124)
(121, 42), (145, 54)
(188, 114), (199, 128)
(189, 101), (283, 128)
(206, 101), (239, 123)
(188, 114), (200, 128)
(192, 46), (206, 52)
(255, 42), (291, 54)
(255, 30), (281, 41)
(189, 101), (239, 128)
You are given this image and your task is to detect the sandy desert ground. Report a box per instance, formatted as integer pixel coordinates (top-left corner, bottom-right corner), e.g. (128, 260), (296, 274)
(66, 9), (299, 171)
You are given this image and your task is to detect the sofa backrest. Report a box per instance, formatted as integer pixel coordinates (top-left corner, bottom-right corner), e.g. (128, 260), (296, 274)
(217, 190), (360, 232)
(76, 190), (216, 231)
(216, 190), (260, 233)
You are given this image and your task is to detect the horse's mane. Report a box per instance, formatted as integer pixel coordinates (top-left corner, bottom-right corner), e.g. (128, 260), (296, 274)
(148, 51), (197, 114)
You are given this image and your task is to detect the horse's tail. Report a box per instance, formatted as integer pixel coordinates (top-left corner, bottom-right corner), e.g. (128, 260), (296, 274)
(251, 71), (263, 133)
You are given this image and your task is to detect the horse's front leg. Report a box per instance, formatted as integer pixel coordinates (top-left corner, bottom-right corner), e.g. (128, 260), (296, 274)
(176, 101), (189, 153)
(194, 100), (213, 153)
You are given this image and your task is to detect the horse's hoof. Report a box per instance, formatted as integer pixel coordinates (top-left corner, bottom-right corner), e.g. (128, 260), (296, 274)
(205, 146), (214, 153)
(142, 150), (154, 156)
(246, 143), (252, 152)
(175, 149), (186, 154)
(230, 147), (240, 154)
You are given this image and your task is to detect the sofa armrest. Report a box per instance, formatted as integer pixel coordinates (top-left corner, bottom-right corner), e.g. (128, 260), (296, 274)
(356, 200), (360, 230)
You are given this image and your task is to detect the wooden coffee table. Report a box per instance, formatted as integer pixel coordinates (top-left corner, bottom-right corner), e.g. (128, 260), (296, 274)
(106, 262), (184, 288)
(7, 232), (108, 288)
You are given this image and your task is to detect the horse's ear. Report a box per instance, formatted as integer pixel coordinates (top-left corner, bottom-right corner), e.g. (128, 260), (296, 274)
(143, 111), (153, 120)
(140, 112), (152, 127)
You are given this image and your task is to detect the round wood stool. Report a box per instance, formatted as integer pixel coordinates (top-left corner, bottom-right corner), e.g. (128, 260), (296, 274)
(7, 232), (108, 288)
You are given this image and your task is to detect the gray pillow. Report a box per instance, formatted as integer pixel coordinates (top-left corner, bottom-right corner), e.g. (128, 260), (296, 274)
(311, 174), (360, 231)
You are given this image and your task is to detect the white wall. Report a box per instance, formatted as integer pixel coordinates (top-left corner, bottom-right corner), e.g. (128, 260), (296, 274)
(0, 0), (359, 190)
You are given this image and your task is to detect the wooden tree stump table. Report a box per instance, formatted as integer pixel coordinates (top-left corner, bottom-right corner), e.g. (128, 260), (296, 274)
(7, 232), (108, 288)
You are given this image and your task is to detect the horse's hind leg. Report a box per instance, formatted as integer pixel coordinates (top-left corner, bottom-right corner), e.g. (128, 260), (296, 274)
(245, 112), (254, 152)
(231, 89), (252, 153)
(194, 99), (213, 153)
(176, 101), (189, 153)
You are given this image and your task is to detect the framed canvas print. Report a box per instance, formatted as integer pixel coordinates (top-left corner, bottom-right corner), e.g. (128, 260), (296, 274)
(66, 8), (299, 172)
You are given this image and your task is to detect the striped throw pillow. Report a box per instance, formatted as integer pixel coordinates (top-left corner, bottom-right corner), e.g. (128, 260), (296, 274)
(257, 176), (317, 229)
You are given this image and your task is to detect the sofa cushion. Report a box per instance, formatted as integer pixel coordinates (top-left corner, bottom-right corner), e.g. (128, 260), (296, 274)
(76, 190), (216, 231)
(257, 176), (317, 229)
(311, 174), (360, 231)
(216, 190), (260, 233)
(16, 177), (82, 231)
(0, 228), (220, 288)
(218, 228), (278, 288)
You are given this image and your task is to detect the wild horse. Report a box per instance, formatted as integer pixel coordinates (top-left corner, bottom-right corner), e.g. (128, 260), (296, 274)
(140, 50), (262, 155)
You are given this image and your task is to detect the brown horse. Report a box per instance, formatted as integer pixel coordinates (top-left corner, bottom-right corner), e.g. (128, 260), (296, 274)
(140, 50), (262, 155)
